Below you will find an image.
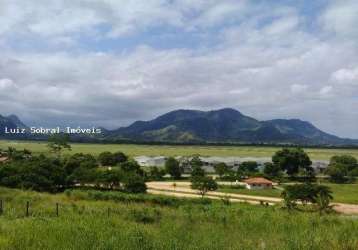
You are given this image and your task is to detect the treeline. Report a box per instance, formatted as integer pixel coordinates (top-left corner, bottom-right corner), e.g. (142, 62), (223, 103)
(0, 148), (147, 193)
(162, 148), (316, 182)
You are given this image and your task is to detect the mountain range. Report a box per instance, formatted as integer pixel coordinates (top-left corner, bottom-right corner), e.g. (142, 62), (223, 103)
(1, 108), (357, 146)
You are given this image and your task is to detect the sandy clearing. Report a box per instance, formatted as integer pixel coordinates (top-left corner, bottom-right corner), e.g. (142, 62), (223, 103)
(147, 181), (358, 215)
(147, 189), (274, 205)
(147, 182), (282, 202)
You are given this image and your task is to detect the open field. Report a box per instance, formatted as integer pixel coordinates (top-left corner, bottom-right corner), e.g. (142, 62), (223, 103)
(219, 183), (358, 205)
(1, 140), (358, 160)
(324, 184), (358, 204)
(1, 187), (358, 249)
(218, 186), (283, 198)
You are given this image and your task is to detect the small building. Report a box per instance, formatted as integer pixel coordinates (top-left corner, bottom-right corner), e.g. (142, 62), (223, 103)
(243, 177), (273, 190)
(134, 156), (167, 167)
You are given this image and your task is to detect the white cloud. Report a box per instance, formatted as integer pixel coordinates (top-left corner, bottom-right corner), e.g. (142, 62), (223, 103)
(331, 67), (358, 84)
(290, 84), (308, 93)
(0, 78), (16, 90)
(320, 0), (358, 38)
(264, 16), (299, 35)
(319, 86), (333, 97)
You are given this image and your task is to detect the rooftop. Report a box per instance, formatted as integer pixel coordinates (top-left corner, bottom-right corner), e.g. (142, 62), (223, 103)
(243, 177), (273, 185)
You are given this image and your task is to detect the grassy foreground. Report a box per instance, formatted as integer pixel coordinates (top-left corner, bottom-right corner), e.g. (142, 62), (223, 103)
(1, 187), (358, 249)
(1, 140), (358, 160)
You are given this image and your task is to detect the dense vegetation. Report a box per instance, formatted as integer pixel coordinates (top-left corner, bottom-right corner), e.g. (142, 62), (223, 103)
(325, 155), (358, 183)
(0, 146), (147, 193)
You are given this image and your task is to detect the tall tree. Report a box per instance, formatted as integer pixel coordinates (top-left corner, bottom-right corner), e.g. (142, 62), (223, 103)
(214, 162), (230, 179)
(272, 148), (312, 177)
(165, 157), (182, 179)
(191, 176), (218, 197)
(263, 162), (282, 179)
(239, 161), (259, 174)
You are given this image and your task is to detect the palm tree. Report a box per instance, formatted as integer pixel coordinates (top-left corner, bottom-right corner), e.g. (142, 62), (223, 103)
(314, 185), (333, 215)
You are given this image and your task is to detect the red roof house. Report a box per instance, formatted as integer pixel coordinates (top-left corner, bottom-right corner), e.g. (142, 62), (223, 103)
(243, 177), (273, 189)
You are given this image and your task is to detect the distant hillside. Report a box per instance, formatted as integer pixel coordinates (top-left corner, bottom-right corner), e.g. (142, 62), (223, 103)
(1, 109), (357, 146)
(0, 114), (30, 140)
(104, 108), (357, 145)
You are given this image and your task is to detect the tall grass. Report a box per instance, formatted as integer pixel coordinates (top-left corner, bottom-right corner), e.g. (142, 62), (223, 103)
(0, 187), (358, 249)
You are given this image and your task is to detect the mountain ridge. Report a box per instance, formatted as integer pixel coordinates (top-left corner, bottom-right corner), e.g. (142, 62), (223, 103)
(1, 108), (357, 146)
(104, 108), (357, 145)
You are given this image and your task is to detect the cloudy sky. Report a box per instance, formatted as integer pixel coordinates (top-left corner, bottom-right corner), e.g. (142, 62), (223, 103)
(0, 0), (358, 138)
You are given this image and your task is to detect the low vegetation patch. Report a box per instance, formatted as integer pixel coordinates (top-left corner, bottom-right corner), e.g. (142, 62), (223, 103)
(65, 189), (212, 207)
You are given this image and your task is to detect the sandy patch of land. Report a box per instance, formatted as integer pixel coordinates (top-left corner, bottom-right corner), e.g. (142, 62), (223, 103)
(147, 181), (358, 215)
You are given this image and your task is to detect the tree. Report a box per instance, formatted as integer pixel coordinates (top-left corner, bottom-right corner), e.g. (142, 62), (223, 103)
(63, 153), (97, 186)
(67, 162), (97, 187)
(165, 157), (182, 179)
(330, 155), (357, 171)
(325, 163), (348, 183)
(239, 161), (259, 175)
(263, 162), (282, 179)
(4, 147), (32, 161)
(191, 165), (205, 178)
(0, 155), (66, 192)
(315, 185), (333, 215)
(98, 151), (115, 166)
(122, 173), (147, 193)
(112, 151), (128, 164)
(120, 160), (144, 175)
(98, 151), (128, 166)
(191, 176), (218, 197)
(148, 166), (166, 180)
(281, 183), (333, 213)
(190, 156), (203, 169)
(329, 155), (358, 178)
(97, 168), (123, 190)
(47, 134), (71, 157)
(214, 162), (230, 179)
(272, 148), (312, 177)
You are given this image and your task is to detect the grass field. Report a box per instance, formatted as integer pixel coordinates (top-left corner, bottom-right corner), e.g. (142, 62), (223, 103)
(1, 140), (358, 160)
(219, 184), (358, 204)
(219, 187), (283, 198)
(1, 187), (358, 249)
(324, 184), (358, 204)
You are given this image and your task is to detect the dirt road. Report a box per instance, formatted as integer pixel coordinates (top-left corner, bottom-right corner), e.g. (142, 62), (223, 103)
(147, 181), (358, 215)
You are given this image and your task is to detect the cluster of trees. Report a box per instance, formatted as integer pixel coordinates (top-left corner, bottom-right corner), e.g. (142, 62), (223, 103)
(281, 183), (333, 214)
(162, 148), (316, 183)
(270, 148), (314, 180)
(325, 155), (358, 183)
(0, 147), (147, 193)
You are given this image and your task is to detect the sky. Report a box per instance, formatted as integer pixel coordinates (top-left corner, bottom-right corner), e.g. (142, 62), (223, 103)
(0, 0), (358, 138)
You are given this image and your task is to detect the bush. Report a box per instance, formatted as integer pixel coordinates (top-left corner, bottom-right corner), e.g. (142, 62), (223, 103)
(122, 174), (147, 193)
(66, 189), (212, 207)
(281, 183), (333, 213)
